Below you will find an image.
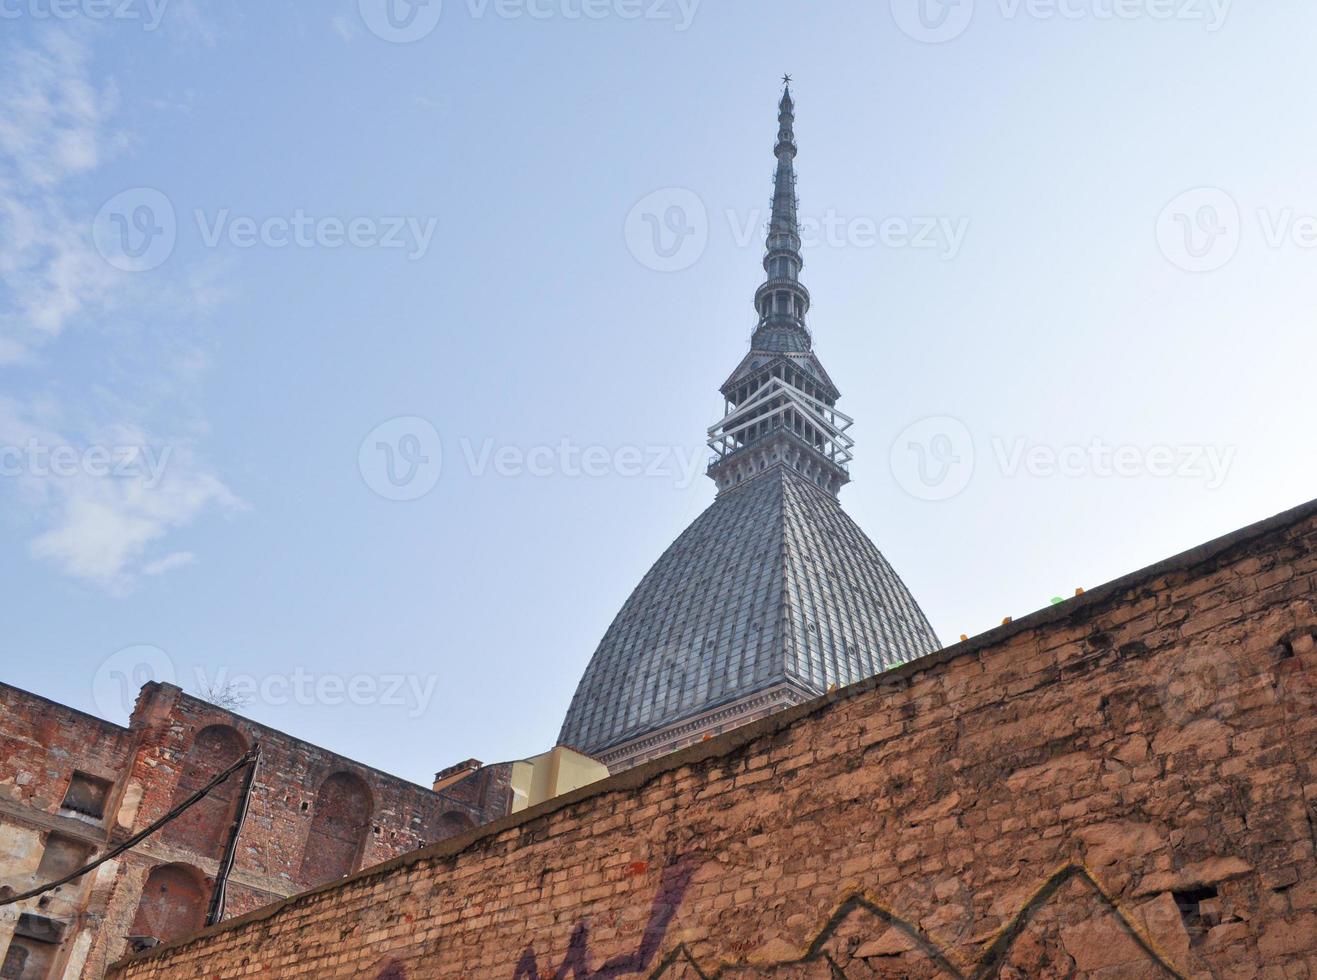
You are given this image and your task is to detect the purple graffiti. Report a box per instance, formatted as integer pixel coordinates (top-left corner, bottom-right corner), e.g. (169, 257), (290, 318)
(512, 855), (701, 979)
(375, 960), (406, 980)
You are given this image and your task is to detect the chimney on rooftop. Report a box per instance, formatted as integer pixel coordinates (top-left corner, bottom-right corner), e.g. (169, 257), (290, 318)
(432, 759), (482, 793)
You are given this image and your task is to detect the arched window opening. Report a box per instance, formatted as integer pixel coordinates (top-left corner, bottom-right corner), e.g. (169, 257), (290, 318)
(437, 811), (476, 839)
(298, 772), (373, 886)
(130, 864), (208, 943)
(163, 725), (248, 859)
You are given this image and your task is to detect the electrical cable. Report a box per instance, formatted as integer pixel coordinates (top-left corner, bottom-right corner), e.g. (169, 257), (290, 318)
(0, 745), (260, 909)
(204, 745), (260, 926)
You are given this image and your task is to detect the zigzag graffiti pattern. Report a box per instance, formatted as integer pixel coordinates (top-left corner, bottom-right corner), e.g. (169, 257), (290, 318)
(643, 865), (1186, 980)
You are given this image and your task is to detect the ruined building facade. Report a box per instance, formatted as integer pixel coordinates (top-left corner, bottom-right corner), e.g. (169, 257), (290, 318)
(558, 84), (940, 772)
(0, 682), (512, 978)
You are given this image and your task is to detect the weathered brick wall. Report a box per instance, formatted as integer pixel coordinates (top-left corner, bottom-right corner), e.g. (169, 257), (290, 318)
(109, 501), (1317, 979)
(120, 685), (506, 894)
(0, 689), (137, 817)
(1, 682), (512, 977)
(0, 692), (139, 978)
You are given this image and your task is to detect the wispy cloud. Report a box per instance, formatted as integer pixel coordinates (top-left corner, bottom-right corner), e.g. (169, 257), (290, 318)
(0, 30), (116, 188)
(0, 25), (241, 592)
(0, 399), (242, 593)
(29, 470), (234, 592)
(143, 550), (196, 575)
(0, 30), (131, 362)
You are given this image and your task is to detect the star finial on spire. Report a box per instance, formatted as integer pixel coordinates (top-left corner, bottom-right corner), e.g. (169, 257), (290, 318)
(782, 73), (792, 87)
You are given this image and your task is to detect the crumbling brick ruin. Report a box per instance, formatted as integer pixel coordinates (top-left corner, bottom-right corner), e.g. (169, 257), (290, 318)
(0, 683), (511, 977)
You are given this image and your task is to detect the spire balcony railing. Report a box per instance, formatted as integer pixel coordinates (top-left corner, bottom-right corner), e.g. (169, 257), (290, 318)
(705, 427), (852, 478)
(707, 376), (854, 472)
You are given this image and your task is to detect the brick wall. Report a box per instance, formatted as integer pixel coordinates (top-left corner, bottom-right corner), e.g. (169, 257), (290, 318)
(106, 499), (1317, 979)
(0, 691), (136, 818)
(0, 693), (139, 979)
(118, 685), (510, 898)
(1, 683), (512, 977)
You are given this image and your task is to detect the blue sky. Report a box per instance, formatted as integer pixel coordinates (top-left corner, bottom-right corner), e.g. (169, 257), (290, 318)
(2, 0), (1314, 787)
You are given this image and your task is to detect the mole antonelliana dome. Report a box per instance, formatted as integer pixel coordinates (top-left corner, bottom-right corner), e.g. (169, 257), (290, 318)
(558, 82), (940, 772)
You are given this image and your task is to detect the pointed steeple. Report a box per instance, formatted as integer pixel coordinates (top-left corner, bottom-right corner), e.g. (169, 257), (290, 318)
(707, 79), (855, 499)
(753, 77), (811, 353)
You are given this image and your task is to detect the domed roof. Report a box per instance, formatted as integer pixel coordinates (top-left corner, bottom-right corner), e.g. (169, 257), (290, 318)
(558, 464), (940, 765)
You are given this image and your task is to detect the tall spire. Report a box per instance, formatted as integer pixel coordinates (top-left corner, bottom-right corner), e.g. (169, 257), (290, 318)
(753, 77), (811, 353)
(558, 77), (942, 775)
(707, 79), (855, 499)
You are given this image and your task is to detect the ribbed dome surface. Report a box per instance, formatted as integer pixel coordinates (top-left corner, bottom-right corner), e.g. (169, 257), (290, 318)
(558, 465), (940, 758)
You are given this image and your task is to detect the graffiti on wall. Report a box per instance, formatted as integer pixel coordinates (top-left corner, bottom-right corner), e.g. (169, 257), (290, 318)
(370, 862), (1188, 979)
(646, 864), (1187, 979)
(512, 854), (701, 980)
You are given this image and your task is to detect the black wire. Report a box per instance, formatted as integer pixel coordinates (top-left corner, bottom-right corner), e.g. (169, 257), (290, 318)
(0, 745), (260, 909)
(205, 746), (260, 926)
